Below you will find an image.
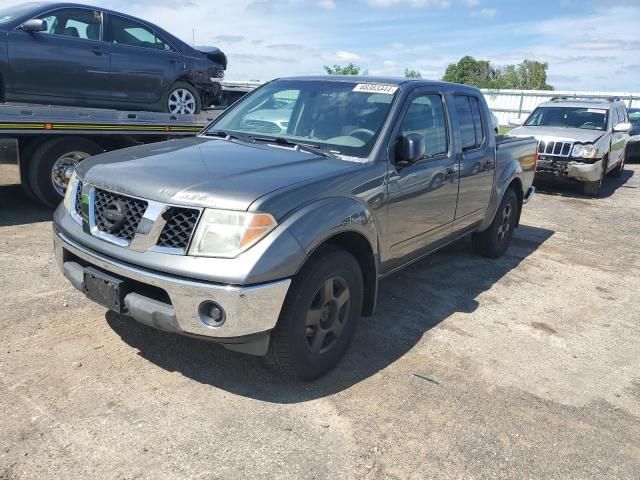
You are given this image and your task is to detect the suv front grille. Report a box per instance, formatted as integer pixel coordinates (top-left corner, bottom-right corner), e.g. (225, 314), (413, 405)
(538, 140), (572, 158)
(157, 207), (200, 250)
(94, 188), (148, 241)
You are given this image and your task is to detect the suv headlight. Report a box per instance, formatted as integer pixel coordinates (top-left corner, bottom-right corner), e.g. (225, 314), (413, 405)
(571, 143), (598, 159)
(63, 172), (79, 214)
(188, 209), (277, 258)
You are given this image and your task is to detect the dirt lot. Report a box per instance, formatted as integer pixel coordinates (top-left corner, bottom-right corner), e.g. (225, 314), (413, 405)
(1, 167), (639, 479)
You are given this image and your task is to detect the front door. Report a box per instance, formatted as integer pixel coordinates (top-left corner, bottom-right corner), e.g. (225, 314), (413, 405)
(386, 91), (459, 262)
(452, 93), (495, 226)
(106, 14), (182, 105)
(8, 7), (110, 101)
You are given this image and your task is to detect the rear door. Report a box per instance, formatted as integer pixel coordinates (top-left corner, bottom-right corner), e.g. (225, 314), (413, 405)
(452, 93), (495, 226)
(105, 14), (183, 105)
(7, 7), (110, 100)
(610, 105), (628, 168)
(386, 90), (459, 260)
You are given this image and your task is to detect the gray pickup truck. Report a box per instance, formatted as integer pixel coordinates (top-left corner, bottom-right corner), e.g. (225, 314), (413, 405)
(53, 76), (537, 379)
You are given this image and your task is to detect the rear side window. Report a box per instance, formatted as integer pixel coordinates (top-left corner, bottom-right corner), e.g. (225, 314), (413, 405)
(109, 15), (172, 50)
(455, 95), (484, 150)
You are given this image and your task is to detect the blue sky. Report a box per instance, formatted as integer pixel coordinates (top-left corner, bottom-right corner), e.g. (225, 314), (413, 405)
(6, 0), (640, 91)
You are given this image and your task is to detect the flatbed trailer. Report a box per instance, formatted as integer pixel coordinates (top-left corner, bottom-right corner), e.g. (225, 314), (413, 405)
(0, 103), (221, 206)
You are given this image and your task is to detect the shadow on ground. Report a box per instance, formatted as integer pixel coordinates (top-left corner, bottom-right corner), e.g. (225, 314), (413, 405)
(534, 167), (635, 199)
(106, 224), (554, 403)
(0, 185), (53, 227)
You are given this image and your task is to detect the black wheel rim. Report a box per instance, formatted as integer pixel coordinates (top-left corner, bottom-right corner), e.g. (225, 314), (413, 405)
(497, 202), (513, 242)
(304, 276), (351, 354)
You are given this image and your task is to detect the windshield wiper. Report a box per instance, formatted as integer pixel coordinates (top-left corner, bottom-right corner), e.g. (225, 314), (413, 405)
(249, 136), (334, 158)
(204, 129), (256, 143)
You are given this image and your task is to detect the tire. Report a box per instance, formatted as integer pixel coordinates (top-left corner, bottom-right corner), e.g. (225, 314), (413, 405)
(583, 158), (607, 197)
(27, 137), (102, 207)
(163, 81), (201, 115)
(472, 188), (518, 258)
(267, 246), (364, 380)
(611, 151), (626, 178)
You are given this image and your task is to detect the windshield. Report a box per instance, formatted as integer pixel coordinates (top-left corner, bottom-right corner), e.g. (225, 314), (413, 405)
(207, 79), (398, 158)
(629, 109), (640, 127)
(0, 4), (43, 25)
(524, 106), (608, 131)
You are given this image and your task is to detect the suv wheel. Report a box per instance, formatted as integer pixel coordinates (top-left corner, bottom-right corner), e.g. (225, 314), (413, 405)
(583, 158), (607, 197)
(611, 151), (626, 178)
(164, 81), (201, 115)
(267, 246), (363, 380)
(472, 187), (518, 258)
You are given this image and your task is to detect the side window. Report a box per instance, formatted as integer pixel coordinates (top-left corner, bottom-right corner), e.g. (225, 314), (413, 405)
(110, 15), (167, 50)
(38, 8), (102, 41)
(399, 94), (448, 158)
(454, 95), (485, 150)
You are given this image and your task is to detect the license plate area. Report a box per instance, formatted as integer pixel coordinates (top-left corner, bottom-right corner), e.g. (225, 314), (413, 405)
(84, 267), (130, 313)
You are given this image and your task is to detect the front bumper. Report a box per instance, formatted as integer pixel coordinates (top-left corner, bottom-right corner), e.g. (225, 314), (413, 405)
(54, 227), (290, 350)
(536, 158), (603, 183)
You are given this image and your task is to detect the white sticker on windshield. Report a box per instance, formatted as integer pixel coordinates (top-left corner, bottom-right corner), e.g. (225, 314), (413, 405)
(353, 84), (398, 94)
(587, 109), (606, 114)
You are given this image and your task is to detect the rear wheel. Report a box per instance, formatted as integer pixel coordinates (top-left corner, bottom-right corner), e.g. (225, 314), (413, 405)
(267, 246), (363, 380)
(164, 81), (201, 115)
(27, 137), (102, 207)
(472, 188), (518, 258)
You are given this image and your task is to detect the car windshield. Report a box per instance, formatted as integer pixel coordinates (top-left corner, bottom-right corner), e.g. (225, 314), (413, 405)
(628, 109), (640, 127)
(207, 79), (399, 158)
(0, 4), (43, 24)
(524, 106), (608, 131)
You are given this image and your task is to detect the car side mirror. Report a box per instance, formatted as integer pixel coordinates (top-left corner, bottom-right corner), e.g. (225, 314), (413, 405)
(613, 122), (632, 133)
(20, 19), (47, 33)
(399, 133), (425, 164)
(508, 117), (524, 127)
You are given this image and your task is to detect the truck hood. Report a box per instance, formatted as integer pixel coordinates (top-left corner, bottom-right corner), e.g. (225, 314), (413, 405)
(76, 137), (359, 212)
(509, 126), (606, 144)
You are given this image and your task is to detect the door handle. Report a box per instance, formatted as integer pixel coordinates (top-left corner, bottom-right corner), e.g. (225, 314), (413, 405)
(91, 48), (107, 56)
(445, 166), (458, 178)
(169, 58), (181, 64)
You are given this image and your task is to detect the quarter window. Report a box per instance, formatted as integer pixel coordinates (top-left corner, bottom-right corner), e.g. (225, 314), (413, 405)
(455, 95), (484, 150)
(398, 94), (448, 158)
(110, 15), (172, 50)
(38, 8), (102, 41)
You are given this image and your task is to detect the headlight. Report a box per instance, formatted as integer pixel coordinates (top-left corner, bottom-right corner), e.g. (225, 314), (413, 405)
(188, 209), (277, 258)
(63, 172), (79, 214)
(571, 143), (598, 159)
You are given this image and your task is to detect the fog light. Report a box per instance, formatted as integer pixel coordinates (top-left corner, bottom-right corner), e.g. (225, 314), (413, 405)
(198, 301), (225, 328)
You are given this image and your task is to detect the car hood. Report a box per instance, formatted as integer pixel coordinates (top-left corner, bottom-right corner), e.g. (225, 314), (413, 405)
(76, 137), (359, 213)
(509, 126), (606, 143)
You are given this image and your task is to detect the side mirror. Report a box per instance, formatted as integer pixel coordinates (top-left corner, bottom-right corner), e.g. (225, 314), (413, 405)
(399, 133), (425, 164)
(613, 122), (632, 133)
(508, 117), (524, 127)
(20, 18), (47, 33)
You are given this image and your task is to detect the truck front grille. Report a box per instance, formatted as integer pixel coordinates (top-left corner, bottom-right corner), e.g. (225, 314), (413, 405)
(538, 140), (572, 158)
(93, 188), (148, 241)
(157, 207), (201, 250)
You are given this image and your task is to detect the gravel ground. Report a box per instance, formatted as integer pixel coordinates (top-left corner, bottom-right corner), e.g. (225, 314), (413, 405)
(1, 166), (639, 479)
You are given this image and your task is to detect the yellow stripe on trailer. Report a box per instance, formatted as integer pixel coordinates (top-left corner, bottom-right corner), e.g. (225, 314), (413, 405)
(0, 122), (202, 132)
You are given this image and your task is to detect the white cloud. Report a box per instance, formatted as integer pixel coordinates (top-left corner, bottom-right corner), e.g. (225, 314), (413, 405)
(317, 0), (336, 9)
(472, 8), (496, 18)
(366, 0), (452, 7)
(334, 51), (362, 61)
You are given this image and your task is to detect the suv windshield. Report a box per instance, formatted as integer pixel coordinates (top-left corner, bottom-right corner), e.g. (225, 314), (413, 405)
(524, 106), (608, 131)
(207, 79), (398, 158)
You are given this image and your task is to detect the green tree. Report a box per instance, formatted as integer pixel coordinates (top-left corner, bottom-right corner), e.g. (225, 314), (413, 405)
(404, 68), (422, 79)
(324, 63), (362, 75)
(442, 56), (498, 88)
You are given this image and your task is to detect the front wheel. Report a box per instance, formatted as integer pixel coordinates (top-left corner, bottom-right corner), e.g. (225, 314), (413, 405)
(611, 152), (626, 178)
(163, 81), (201, 115)
(267, 246), (363, 380)
(472, 188), (518, 258)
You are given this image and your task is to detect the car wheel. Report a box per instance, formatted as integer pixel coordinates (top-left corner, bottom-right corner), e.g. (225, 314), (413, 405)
(583, 158), (607, 197)
(164, 81), (201, 115)
(27, 137), (102, 207)
(472, 187), (518, 258)
(611, 151), (626, 178)
(267, 246), (363, 380)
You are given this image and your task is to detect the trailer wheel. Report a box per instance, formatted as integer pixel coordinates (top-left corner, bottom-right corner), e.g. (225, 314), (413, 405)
(27, 137), (102, 207)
